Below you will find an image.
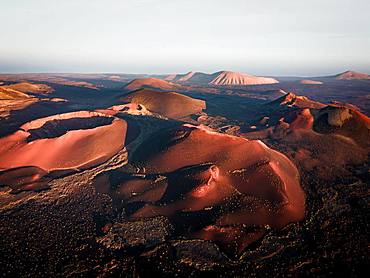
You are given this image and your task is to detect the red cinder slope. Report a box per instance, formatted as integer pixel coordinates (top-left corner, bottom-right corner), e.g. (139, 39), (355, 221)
(121, 89), (206, 119)
(0, 111), (127, 173)
(101, 124), (305, 255)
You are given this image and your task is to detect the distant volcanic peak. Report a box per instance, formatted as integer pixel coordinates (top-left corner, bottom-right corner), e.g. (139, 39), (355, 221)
(122, 89), (206, 119)
(335, 70), (370, 80)
(124, 77), (179, 91)
(164, 72), (195, 82)
(300, 79), (323, 85)
(163, 74), (177, 81)
(177, 71), (196, 82)
(167, 71), (213, 84)
(209, 71), (279, 86)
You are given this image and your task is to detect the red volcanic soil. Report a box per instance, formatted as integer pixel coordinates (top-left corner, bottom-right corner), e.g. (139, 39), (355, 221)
(244, 100), (369, 179)
(0, 82), (49, 119)
(97, 124), (305, 255)
(0, 87), (33, 100)
(300, 79), (323, 85)
(269, 92), (326, 109)
(335, 70), (370, 80)
(120, 89), (206, 119)
(210, 71), (279, 86)
(124, 78), (182, 91)
(0, 81), (52, 100)
(2, 82), (53, 95)
(0, 111), (127, 192)
(313, 105), (370, 148)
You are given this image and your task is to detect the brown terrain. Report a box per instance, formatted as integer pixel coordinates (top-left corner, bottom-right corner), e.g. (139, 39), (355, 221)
(120, 88), (206, 119)
(243, 94), (369, 180)
(334, 70), (370, 80)
(0, 82), (56, 118)
(0, 71), (369, 277)
(94, 124), (305, 256)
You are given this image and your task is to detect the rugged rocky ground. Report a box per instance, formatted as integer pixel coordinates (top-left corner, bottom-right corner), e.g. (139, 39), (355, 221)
(0, 74), (369, 277)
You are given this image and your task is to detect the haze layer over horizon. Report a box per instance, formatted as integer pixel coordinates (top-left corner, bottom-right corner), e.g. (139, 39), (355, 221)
(1, 0), (369, 76)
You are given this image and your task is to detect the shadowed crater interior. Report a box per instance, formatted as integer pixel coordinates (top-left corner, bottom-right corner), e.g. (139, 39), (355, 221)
(26, 116), (114, 142)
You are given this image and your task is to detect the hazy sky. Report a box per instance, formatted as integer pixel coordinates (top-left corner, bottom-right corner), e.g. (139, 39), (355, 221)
(1, 0), (369, 76)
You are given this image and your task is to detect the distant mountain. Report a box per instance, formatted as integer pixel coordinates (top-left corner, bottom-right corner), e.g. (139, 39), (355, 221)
(124, 78), (182, 91)
(164, 72), (214, 84)
(209, 71), (279, 86)
(300, 79), (323, 85)
(164, 72), (197, 82)
(0, 82), (52, 100)
(334, 71), (370, 80)
(164, 71), (279, 86)
(0, 86), (32, 100)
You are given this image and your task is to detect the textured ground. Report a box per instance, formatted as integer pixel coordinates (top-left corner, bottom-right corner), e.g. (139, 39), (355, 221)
(0, 74), (369, 277)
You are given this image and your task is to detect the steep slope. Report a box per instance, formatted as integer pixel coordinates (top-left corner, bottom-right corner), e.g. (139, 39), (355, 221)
(0, 111), (127, 192)
(163, 74), (177, 81)
(94, 124), (305, 255)
(334, 70), (370, 80)
(210, 71), (279, 86)
(244, 99), (369, 180)
(313, 105), (370, 147)
(164, 72), (212, 84)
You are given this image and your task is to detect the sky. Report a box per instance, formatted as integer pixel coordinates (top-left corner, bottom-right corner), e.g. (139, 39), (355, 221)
(1, 0), (369, 76)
